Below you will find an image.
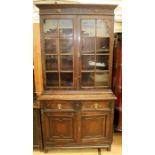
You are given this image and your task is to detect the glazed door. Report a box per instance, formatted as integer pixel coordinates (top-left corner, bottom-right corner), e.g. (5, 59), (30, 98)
(80, 111), (111, 144)
(40, 15), (114, 90)
(78, 16), (113, 89)
(40, 15), (77, 90)
(42, 111), (76, 146)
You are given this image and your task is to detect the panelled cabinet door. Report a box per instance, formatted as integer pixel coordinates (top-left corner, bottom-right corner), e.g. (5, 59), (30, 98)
(42, 111), (76, 146)
(80, 111), (111, 144)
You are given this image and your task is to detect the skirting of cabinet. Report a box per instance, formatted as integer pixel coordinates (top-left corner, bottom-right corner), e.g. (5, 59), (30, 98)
(43, 144), (111, 152)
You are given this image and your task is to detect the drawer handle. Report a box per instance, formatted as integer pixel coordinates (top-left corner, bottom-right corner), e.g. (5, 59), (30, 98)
(56, 9), (61, 13)
(57, 104), (62, 110)
(94, 103), (99, 109)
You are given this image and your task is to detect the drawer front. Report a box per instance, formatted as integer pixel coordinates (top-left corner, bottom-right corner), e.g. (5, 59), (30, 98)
(41, 100), (112, 111)
(42, 101), (74, 110)
(81, 101), (110, 110)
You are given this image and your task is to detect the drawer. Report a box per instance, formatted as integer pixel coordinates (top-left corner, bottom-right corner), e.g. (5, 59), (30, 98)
(42, 101), (74, 110)
(81, 101), (110, 110)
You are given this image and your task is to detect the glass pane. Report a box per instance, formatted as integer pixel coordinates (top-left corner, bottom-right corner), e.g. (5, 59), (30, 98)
(95, 72), (109, 86)
(45, 39), (56, 54)
(60, 73), (73, 86)
(59, 19), (72, 38)
(96, 38), (110, 53)
(81, 20), (95, 37)
(81, 72), (94, 86)
(81, 38), (95, 54)
(59, 39), (72, 54)
(45, 55), (58, 71)
(96, 20), (109, 37)
(46, 73), (59, 87)
(43, 19), (58, 37)
(60, 56), (73, 71)
(82, 55), (95, 70)
(96, 55), (109, 71)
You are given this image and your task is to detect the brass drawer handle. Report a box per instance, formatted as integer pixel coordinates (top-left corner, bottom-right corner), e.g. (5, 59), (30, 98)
(56, 9), (61, 13)
(57, 104), (62, 110)
(94, 103), (99, 109)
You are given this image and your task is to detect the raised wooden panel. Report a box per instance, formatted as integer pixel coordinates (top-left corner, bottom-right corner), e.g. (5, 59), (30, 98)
(43, 112), (76, 145)
(80, 112), (110, 144)
(49, 117), (73, 138)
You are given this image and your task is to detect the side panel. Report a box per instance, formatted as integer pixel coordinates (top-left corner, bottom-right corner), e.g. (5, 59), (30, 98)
(33, 23), (43, 95)
(33, 109), (43, 149)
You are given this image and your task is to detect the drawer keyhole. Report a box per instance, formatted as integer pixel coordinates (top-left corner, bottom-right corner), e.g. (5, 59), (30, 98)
(94, 103), (99, 109)
(57, 104), (62, 110)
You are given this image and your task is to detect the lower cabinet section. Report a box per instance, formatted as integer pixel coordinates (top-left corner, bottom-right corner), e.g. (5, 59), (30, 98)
(40, 100), (115, 151)
(33, 109), (43, 149)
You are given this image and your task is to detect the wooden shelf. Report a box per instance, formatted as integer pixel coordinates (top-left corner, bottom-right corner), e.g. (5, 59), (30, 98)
(96, 53), (109, 56)
(82, 49), (109, 54)
(82, 53), (109, 56)
(81, 70), (109, 73)
(81, 36), (95, 38)
(60, 71), (73, 73)
(81, 86), (109, 89)
(44, 35), (72, 39)
(46, 71), (58, 73)
(95, 70), (109, 73)
(60, 53), (73, 55)
(81, 36), (110, 38)
(46, 86), (73, 89)
(95, 86), (109, 88)
(45, 53), (73, 56)
(45, 53), (57, 56)
(46, 70), (73, 73)
(81, 70), (95, 73)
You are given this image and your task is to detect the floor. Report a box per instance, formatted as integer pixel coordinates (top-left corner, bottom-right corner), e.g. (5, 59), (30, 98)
(33, 132), (122, 155)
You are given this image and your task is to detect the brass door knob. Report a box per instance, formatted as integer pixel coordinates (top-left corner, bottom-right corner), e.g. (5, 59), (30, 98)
(57, 104), (62, 109)
(94, 103), (99, 109)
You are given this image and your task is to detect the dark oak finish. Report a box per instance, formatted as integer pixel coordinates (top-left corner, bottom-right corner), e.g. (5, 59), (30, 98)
(34, 3), (117, 152)
(33, 108), (43, 149)
(42, 111), (76, 145)
(39, 96), (115, 151)
(113, 33), (122, 131)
